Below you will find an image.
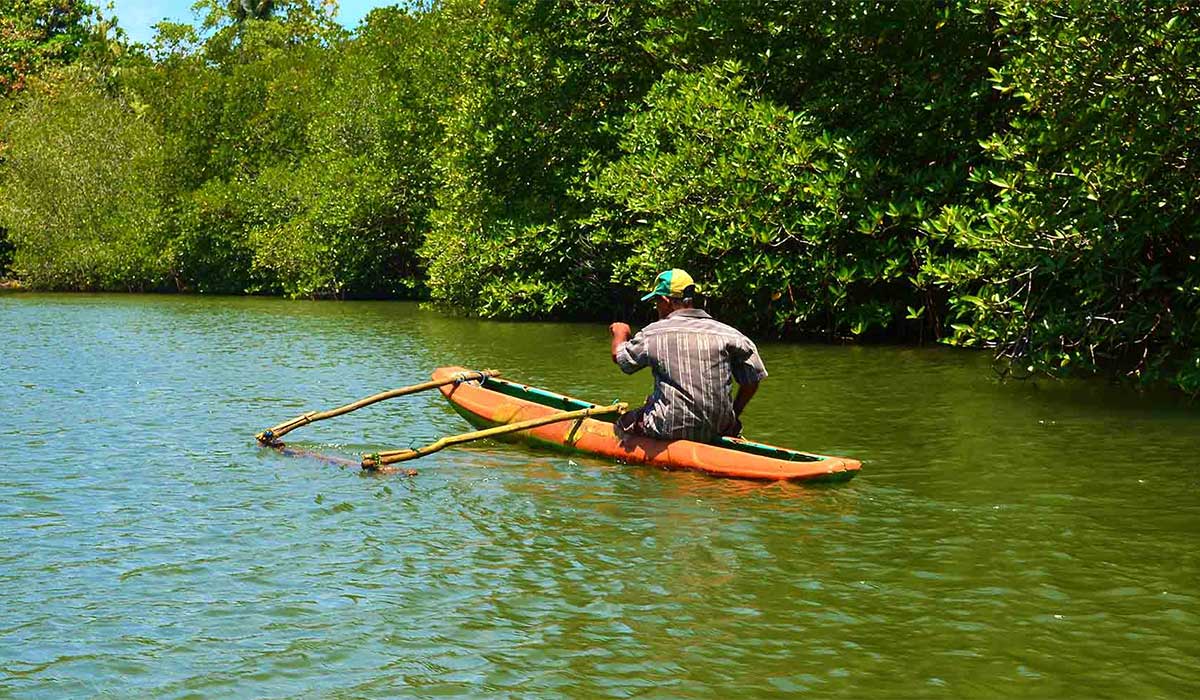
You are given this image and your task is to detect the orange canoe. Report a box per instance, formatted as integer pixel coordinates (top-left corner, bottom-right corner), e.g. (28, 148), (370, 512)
(433, 366), (861, 483)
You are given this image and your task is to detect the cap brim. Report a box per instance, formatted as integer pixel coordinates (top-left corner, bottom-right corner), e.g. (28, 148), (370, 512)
(640, 291), (660, 301)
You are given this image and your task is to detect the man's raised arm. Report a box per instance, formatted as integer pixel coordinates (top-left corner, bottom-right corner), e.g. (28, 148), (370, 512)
(609, 322), (632, 364)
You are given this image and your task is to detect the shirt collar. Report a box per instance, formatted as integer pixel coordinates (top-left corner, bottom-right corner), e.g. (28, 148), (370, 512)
(667, 308), (712, 320)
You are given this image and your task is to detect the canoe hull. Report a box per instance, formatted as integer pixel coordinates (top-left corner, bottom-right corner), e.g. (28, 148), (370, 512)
(434, 366), (861, 483)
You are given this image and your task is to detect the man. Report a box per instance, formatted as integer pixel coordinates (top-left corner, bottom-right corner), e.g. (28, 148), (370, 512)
(609, 269), (767, 443)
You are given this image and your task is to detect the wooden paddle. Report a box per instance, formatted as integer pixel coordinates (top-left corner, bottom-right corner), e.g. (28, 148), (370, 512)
(255, 369), (500, 445)
(361, 402), (627, 472)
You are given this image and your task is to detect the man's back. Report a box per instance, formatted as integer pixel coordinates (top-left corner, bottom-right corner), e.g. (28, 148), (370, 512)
(614, 308), (768, 442)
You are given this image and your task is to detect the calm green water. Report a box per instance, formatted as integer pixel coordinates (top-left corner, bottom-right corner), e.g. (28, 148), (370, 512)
(1, 293), (1198, 698)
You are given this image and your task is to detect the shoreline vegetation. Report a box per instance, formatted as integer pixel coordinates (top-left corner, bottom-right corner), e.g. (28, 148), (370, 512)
(1, 1), (1196, 393)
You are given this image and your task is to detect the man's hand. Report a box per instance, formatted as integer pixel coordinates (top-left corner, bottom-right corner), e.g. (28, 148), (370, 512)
(609, 322), (632, 342)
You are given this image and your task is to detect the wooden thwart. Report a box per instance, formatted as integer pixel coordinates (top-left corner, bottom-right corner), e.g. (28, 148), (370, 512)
(255, 369), (500, 445)
(361, 402), (627, 472)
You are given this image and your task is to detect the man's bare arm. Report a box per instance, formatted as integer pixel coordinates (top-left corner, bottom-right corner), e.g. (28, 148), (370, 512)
(732, 381), (759, 417)
(609, 322), (632, 363)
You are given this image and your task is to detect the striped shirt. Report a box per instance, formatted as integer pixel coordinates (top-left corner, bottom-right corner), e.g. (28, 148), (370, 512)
(614, 308), (768, 442)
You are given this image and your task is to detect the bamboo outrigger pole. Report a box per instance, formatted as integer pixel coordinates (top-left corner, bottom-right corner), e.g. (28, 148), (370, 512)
(255, 369), (501, 445)
(361, 402), (627, 472)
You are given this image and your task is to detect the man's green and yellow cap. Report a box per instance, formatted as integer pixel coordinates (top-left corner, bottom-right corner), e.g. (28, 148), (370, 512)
(641, 269), (697, 301)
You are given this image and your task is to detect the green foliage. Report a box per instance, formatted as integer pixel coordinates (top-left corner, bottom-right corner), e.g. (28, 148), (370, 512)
(234, 5), (446, 298)
(0, 226), (13, 277)
(0, 0), (94, 94)
(422, 0), (659, 318)
(0, 68), (169, 290)
(586, 63), (868, 334)
(171, 176), (259, 293)
(243, 156), (419, 298)
(0, 0), (1197, 390)
(925, 2), (1200, 392)
(133, 3), (441, 298)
